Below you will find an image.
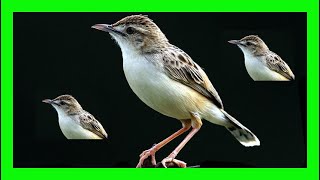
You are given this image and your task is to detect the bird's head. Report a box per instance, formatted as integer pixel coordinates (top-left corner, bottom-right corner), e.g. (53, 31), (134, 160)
(228, 35), (269, 56)
(42, 94), (82, 115)
(92, 15), (169, 54)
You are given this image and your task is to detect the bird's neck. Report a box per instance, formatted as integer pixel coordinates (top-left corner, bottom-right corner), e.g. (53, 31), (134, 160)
(253, 48), (268, 56)
(67, 108), (83, 116)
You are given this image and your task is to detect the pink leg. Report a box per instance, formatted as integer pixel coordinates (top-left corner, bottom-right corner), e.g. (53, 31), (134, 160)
(136, 120), (191, 168)
(161, 113), (202, 168)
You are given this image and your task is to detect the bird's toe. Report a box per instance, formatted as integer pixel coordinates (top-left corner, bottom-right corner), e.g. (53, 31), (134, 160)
(161, 157), (187, 168)
(136, 149), (157, 168)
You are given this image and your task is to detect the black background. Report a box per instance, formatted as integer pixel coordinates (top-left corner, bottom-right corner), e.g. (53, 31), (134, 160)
(14, 13), (306, 167)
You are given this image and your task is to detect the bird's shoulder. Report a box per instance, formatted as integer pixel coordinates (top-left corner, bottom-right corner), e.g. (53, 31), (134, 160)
(150, 45), (224, 109)
(78, 111), (97, 123)
(78, 111), (108, 139)
(264, 51), (295, 80)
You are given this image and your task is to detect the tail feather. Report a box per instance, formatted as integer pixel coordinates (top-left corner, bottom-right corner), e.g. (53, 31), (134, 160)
(221, 109), (260, 147)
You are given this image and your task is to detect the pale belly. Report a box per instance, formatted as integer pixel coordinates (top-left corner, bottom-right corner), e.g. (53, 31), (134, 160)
(244, 56), (288, 81)
(123, 59), (191, 119)
(122, 55), (226, 125)
(58, 114), (101, 139)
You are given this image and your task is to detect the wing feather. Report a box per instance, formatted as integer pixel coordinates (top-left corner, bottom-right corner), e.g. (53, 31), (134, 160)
(265, 52), (295, 80)
(79, 112), (108, 139)
(160, 47), (224, 109)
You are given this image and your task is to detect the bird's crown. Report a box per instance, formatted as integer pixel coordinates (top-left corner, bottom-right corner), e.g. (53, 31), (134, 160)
(240, 35), (264, 44)
(113, 15), (156, 28)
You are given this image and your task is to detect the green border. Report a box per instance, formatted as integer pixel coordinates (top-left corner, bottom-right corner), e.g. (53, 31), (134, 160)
(1, 0), (319, 179)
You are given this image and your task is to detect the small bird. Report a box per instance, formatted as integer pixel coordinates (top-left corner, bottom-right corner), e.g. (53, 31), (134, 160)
(228, 35), (295, 81)
(92, 15), (259, 168)
(42, 95), (108, 139)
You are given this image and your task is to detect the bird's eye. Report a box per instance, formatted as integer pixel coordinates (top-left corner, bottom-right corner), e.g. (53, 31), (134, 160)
(60, 101), (66, 105)
(126, 27), (135, 34)
(246, 42), (253, 46)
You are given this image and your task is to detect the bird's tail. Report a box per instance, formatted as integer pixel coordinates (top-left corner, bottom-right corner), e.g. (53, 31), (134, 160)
(221, 109), (260, 147)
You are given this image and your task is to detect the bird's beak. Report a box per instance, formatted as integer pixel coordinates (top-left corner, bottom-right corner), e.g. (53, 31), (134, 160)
(228, 40), (241, 45)
(42, 99), (53, 104)
(43, 99), (60, 106)
(91, 24), (125, 36)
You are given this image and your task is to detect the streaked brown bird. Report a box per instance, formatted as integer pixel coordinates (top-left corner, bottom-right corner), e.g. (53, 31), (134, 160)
(43, 95), (108, 139)
(92, 15), (259, 167)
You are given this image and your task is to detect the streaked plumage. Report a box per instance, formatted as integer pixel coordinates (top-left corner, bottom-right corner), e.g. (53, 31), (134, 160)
(229, 35), (295, 81)
(92, 15), (259, 168)
(43, 95), (108, 139)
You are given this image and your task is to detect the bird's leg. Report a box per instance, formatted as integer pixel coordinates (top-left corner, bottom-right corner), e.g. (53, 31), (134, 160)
(161, 112), (202, 168)
(161, 128), (200, 168)
(136, 119), (191, 168)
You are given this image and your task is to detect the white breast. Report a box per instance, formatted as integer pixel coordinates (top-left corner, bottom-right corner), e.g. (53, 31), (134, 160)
(119, 44), (228, 126)
(56, 109), (101, 139)
(123, 49), (212, 120)
(243, 53), (288, 81)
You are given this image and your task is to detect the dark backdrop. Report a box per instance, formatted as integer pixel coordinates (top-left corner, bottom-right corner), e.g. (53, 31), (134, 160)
(14, 13), (306, 167)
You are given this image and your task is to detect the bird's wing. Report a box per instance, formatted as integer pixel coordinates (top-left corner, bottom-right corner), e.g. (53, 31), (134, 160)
(158, 46), (223, 109)
(265, 51), (295, 80)
(79, 112), (108, 139)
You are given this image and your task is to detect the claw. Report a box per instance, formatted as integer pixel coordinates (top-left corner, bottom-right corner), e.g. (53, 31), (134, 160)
(161, 157), (187, 168)
(136, 149), (157, 168)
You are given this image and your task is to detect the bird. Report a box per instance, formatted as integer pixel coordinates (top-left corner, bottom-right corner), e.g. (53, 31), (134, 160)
(42, 94), (108, 139)
(92, 15), (260, 168)
(228, 35), (295, 81)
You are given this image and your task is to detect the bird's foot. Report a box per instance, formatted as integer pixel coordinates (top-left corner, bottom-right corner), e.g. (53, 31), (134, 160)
(161, 157), (187, 168)
(136, 147), (157, 168)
